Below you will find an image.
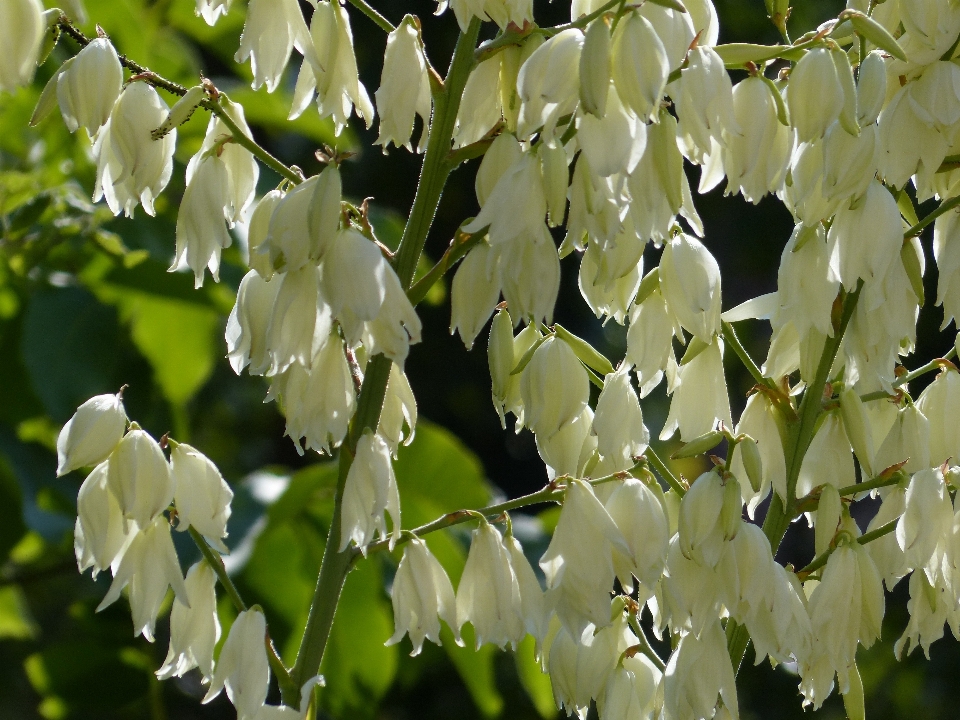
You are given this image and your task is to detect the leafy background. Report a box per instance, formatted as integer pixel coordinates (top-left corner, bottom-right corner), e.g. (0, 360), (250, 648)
(1, 0), (958, 718)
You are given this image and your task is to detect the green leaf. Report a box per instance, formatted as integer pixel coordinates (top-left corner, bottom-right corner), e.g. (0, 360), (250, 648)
(242, 521), (317, 633)
(0, 585), (38, 640)
(319, 558), (399, 718)
(515, 635), (555, 719)
(21, 287), (121, 420)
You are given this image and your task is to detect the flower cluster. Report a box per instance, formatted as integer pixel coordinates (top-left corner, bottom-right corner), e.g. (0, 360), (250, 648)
(13, 0), (960, 717)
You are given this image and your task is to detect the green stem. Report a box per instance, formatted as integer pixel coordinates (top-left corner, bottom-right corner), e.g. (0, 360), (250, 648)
(210, 101), (303, 185)
(646, 446), (686, 497)
(721, 320), (774, 390)
(288, 18), (483, 705)
(345, 0), (395, 32)
(627, 614), (667, 672)
(903, 194), (960, 239)
(798, 519), (898, 576)
(407, 230), (484, 306)
(188, 528), (296, 699)
(860, 346), (958, 402)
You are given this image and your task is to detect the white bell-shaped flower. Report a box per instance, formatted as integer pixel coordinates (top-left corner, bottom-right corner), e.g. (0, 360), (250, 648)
(57, 392), (127, 476)
(593, 368), (649, 470)
(744, 562), (812, 667)
(236, 0), (312, 92)
(866, 485), (908, 590)
(915, 366), (960, 467)
(878, 84), (948, 190)
(856, 50), (886, 127)
(107, 427), (175, 530)
(626, 110), (687, 244)
(663, 619), (740, 720)
(454, 55), (502, 148)
(898, 468), (953, 583)
(456, 520), (524, 649)
(658, 233), (722, 344)
(626, 289), (678, 398)
(839, 386), (877, 479)
(540, 479), (632, 638)
(450, 243), (501, 350)
(611, 10), (669, 123)
(579, 241), (643, 324)
(56, 38), (123, 138)
(675, 46), (739, 162)
(520, 335), (590, 439)
(291, 0), (374, 133)
(637, 0), (695, 70)
(171, 154), (233, 288)
(773, 223), (840, 343)
(196, 0), (232, 26)
(98, 515), (189, 642)
(661, 339), (732, 442)
(723, 76), (793, 203)
(659, 534), (725, 637)
(717, 520), (777, 622)
(536, 406), (595, 480)
(170, 443), (233, 550)
(577, 84), (646, 178)
(360, 272), (423, 365)
(387, 537), (460, 655)
(226, 269), (282, 376)
(464, 152), (547, 247)
(157, 561), (220, 681)
(821, 122), (878, 204)
(730, 392), (786, 512)
(322, 228), (388, 335)
(504, 534), (547, 643)
(94, 81), (176, 217)
(75, 460), (137, 577)
(786, 47), (845, 143)
(376, 17), (432, 152)
(678, 470), (735, 568)
(597, 655), (661, 720)
(516, 29), (583, 139)
(247, 191), (286, 279)
(475, 132), (523, 207)
(379, 363), (418, 454)
(795, 411), (855, 498)
(203, 608), (271, 718)
(874, 404), (931, 475)
(0, 0), (44, 93)
(895, 570), (952, 660)
(339, 432), (401, 553)
(265, 266), (331, 374)
(605, 477), (669, 598)
(934, 204), (960, 329)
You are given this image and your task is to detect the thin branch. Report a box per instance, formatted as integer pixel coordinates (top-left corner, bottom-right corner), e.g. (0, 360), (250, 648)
(860, 346), (959, 402)
(406, 230), (484, 306)
(797, 520), (898, 577)
(794, 474), (904, 515)
(903, 194), (960, 239)
(345, 0), (395, 33)
(721, 320), (773, 390)
(645, 446), (686, 497)
(627, 614), (667, 672)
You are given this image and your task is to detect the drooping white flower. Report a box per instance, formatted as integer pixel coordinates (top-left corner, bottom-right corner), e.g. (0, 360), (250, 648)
(98, 515), (189, 642)
(170, 443), (233, 550)
(661, 339), (732, 442)
(520, 335), (590, 439)
(637, 1), (695, 71)
(730, 392), (786, 513)
(503, 534), (547, 643)
(454, 55), (502, 148)
(895, 570), (952, 660)
(773, 223), (840, 344)
(387, 537), (460, 656)
(57, 392), (127, 476)
(376, 17), (432, 152)
(934, 204), (960, 329)
(611, 10), (669, 123)
(744, 562), (813, 667)
(196, 0), (232, 25)
(56, 37), (123, 137)
(516, 29), (583, 140)
(786, 48), (845, 143)
(226, 269), (282, 376)
(915, 366), (960, 467)
(157, 561), (220, 681)
(856, 50), (886, 127)
(658, 233), (722, 344)
(597, 654), (661, 720)
(663, 619), (740, 720)
(464, 152), (547, 247)
(291, 1), (374, 134)
(579, 240), (643, 324)
(106, 427), (175, 530)
(626, 110), (687, 243)
(456, 521), (524, 650)
(795, 411), (855, 498)
(488, 309), (526, 426)
(874, 404), (931, 475)
(626, 289), (678, 397)
(204, 608), (271, 718)
(267, 332), (356, 455)
(878, 84), (949, 190)
(236, 0), (312, 92)
(339, 432), (400, 553)
(264, 166), (340, 273)
(866, 485), (908, 590)
(838, 385), (877, 479)
(536, 406), (595, 480)
(171, 154), (233, 288)
(605, 477), (669, 598)
(540, 479), (631, 638)
(379, 363), (418, 454)
(659, 534), (725, 637)
(264, 266), (330, 375)
(576, 84), (646, 178)
(898, 468), (953, 583)
(675, 46), (739, 162)
(678, 470), (739, 568)
(94, 81), (176, 217)
(75, 461), (137, 577)
(821, 122), (878, 204)
(450, 243), (501, 350)
(0, 0), (45, 93)
(592, 367), (649, 470)
(247, 191), (286, 279)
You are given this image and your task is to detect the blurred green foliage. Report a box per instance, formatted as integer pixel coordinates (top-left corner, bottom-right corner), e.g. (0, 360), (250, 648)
(2, 1), (960, 720)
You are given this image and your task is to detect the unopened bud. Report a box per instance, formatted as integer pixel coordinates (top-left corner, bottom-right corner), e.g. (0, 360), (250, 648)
(720, 475), (742, 540)
(540, 141), (569, 227)
(832, 47), (859, 137)
(739, 436), (763, 493)
(839, 386), (876, 479)
(672, 429), (723, 459)
(579, 17), (612, 117)
(57, 392), (128, 476)
(856, 50), (886, 126)
(153, 85), (205, 140)
(815, 484), (842, 556)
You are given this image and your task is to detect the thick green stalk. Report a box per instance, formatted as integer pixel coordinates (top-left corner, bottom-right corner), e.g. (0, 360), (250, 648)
(287, 18), (482, 705)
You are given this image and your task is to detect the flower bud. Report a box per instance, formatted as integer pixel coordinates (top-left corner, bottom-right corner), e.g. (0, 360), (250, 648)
(95, 81), (177, 218)
(0, 0), (45, 93)
(611, 11), (669, 123)
(488, 308), (518, 425)
(57, 392), (128, 476)
(456, 521), (524, 650)
(107, 428), (175, 530)
(98, 515), (189, 641)
(520, 335), (590, 438)
(158, 561), (220, 681)
(56, 38), (123, 138)
(340, 432), (400, 552)
(738, 437), (763, 494)
(75, 461), (136, 577)
(832, 48), (859, 136)
(839, 386), (877, 478)
(786, 48), (845, 143)
(579, 17), (612, 117)
(815, 484), (842, 557)
(720, 475), (743, 541)
(856, 50), (886, 127)
(387, 537), (460, 655)
(450, 243), (502, 350)
(236, 0), (312, 92)
(376, 17), (432, 152)
(203, 608), (270, 717)
(153, 85), (206, 140)
(658, 233), (722, 344)
(170, 443), (233, 549)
